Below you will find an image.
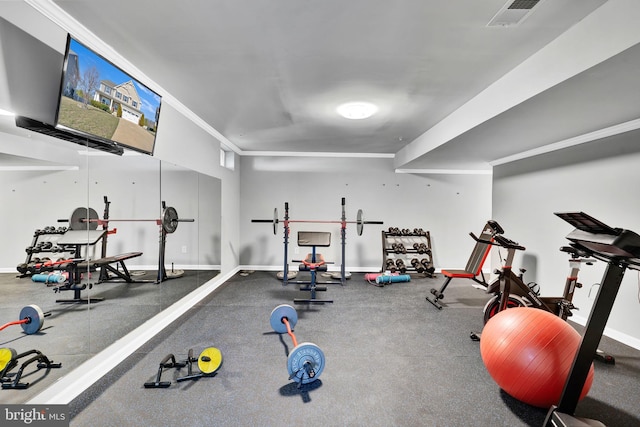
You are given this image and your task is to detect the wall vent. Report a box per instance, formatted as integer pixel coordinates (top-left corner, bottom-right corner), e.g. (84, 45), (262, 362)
(487, 0), (542, 27)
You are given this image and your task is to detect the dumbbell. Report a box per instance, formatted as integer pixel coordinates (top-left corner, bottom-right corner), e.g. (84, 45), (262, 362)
(421, 258), (435, 275)
(411, 258), (425, 273)
(385, 258), (397, 273)
(395, 259), (407, 274)
(269, 304), (325, 385)
(0, 305), (50, 335)
(393, 243), (407, 254)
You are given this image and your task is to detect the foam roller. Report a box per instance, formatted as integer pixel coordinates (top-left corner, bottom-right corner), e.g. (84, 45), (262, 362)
(375, 274), (411, 284)
(31, 273), (66, 284)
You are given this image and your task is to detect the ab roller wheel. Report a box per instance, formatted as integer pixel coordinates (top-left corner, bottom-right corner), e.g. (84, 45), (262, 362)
(269, 304), (325, 385)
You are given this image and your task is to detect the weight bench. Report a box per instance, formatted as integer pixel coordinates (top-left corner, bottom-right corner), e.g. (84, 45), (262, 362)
(426, 221), (502, 309)
(54, 252), (143, 304)
(293, 231), (335, 304)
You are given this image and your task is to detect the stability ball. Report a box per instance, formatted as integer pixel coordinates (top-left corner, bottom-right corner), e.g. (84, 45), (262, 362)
(479, 307), (594, 408)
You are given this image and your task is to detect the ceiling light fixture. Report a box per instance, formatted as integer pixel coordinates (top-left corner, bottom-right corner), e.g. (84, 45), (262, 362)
(336, 101), (378, 120)
(0, 108), (15, 116)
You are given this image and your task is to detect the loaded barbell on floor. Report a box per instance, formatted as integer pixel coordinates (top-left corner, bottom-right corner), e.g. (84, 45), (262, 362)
(251, 199), (383, 236)
(269, 304), (325, 386)
(0, 305), (51, 335)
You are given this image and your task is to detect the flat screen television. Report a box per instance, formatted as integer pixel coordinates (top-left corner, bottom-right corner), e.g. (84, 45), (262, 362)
(55, 34), (162, 155)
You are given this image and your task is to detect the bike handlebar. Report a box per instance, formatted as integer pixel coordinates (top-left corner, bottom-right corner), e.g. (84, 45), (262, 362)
(469, 232), (526, 251)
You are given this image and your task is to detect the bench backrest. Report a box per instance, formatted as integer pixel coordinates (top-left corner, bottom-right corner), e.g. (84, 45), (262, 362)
(464, 222), (494, 275)
(298, 231), (331, 247)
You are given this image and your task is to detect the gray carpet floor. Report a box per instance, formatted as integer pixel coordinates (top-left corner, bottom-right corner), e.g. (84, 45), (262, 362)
(65, 271), (640, 427)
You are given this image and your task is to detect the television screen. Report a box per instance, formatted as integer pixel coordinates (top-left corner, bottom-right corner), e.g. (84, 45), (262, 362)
(56, 35), (162, 155)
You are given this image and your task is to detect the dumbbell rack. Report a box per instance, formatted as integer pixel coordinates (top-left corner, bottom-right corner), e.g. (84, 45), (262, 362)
(381, 228), (436, 277)
(18, 227), (76, 276)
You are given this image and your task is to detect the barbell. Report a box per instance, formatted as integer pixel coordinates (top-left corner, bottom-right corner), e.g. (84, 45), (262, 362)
(0, 305), (50, 335)
(252, 200), (383, 236)
(63, 205), (194, 234)
(269, 304), (325, 385)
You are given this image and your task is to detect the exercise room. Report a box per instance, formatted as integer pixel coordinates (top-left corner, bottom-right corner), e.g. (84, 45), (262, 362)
(1, 1), (639, 426)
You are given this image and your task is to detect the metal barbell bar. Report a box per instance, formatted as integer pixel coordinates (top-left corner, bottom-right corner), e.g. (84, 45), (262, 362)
(252, 198), (383, 236)
(62, 205), (194, 234)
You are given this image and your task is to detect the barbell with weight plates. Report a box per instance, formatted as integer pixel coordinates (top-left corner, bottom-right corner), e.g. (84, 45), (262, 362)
(62, 206), (194, 234)
(252, 204), (383, 236)
(0, 305), (50, 335)
(269, 304), (325, 385)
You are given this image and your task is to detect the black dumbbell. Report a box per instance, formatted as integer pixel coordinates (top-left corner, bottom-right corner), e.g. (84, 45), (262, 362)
(395, 259), (407, 274)
(411, 258), (425, 273)
(385, 259), (397, 273)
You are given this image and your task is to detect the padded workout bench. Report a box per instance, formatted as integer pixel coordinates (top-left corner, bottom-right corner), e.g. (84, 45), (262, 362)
(54, 252), (143, 304)
(426, 221), (500, 309)
(293, 231), (334, 304)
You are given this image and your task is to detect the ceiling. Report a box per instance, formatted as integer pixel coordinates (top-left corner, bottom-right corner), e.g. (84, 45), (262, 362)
(4, 0), (640, 171)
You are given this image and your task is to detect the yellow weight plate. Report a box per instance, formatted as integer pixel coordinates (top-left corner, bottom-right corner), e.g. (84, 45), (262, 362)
(198, 347), (223, 374)
(0, 348), (17, 371)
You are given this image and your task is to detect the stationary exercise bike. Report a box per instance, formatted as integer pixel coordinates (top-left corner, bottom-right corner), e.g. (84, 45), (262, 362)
(468, 227), (614, 363)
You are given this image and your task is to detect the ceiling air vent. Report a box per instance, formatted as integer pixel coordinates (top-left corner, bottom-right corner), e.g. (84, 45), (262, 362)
(487, 0), (542, 27)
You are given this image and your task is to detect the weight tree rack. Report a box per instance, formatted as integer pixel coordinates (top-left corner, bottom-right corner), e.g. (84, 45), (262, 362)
(17, 226), (77, 277)
(381, 228), (436, 277)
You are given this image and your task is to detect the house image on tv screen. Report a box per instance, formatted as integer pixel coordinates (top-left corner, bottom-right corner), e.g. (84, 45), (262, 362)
(96, 80), (143, 124)
(57, 36), (161, 154)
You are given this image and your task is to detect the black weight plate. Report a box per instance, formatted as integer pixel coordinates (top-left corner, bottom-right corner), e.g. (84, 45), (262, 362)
(69, 207), (99, 231)
(273, 208), (278, 235)
(162, 207), (179, 233)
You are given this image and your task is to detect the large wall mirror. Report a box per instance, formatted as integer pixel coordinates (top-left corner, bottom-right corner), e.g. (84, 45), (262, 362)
(0, 120), (221, 404)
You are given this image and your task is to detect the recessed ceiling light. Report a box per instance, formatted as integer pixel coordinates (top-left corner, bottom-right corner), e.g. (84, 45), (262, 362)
(336, 102), (378, 120)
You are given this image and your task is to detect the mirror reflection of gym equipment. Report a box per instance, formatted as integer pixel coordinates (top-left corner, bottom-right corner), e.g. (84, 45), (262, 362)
(18, 195), (195, 304)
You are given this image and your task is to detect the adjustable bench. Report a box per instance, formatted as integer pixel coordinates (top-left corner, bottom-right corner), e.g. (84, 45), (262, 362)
(293, 231), (335, 304)
(426, 221), (502, 309)
(54, 252), (143, 304)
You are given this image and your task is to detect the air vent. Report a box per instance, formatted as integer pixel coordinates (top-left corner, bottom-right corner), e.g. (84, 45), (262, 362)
(508, 0), (540, 9)
(487, 0), (542, 27)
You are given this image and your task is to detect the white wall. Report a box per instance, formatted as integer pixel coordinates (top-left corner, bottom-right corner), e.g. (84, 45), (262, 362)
(239, 155), (492, 272)
(492, 128), (640, 349)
